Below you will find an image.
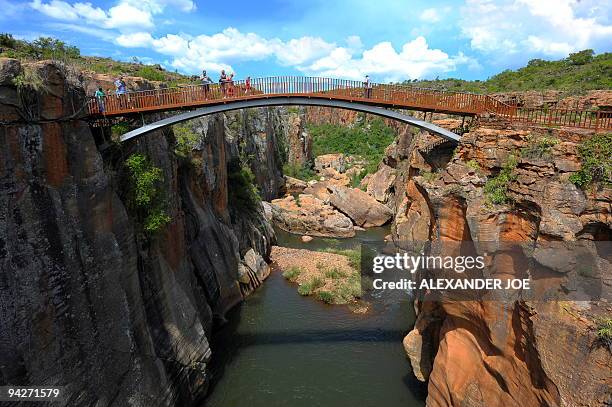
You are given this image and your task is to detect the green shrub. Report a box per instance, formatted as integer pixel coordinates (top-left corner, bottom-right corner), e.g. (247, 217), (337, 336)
(569, 133), (612, 189)
(31, 36), (80, 59)
(297, 276), (324, 296)
(349, 168), (366, 188)
(0, 33), (17, 49)
(568, 49), (594, 66)
(335, 275), (362, 303)
(124, 153), (171, 235)
(143, 207), (172, 234)
(596, 318), (612, 349)
(173, 123), (200, 158)
(324, 268), (346, 279)
(111, 123), (130, 139)
(13, 66), (46, 92)
(316, 290), (334, 304)
(521, 135), (559, 161)
(282, 267), (302, 282)
(420, 170), (439, 183)
(287, 106), (300, 114)
(484, 154), (519, 205)
(135, 65), (166, 82)
(283, 162), (317, 181)
(227, 159), (261, 212)
(466, 159), (481, 172)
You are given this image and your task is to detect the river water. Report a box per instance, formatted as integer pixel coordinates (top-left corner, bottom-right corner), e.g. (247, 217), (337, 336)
(205, 227), (426, 407)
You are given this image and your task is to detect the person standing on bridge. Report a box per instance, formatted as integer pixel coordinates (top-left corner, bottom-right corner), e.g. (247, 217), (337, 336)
(219, 70), (228, 98)
(94, 87), (105, 113)
(200, 70), (212, 99)
(363, 75), (372, 98)
(114, 76), (127, 109)
(245, 76), (251, 95)
(227, 72), (235, 97)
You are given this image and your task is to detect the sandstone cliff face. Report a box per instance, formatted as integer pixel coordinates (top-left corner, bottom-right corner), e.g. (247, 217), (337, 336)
(0, 59), (274, 405)
(382, 120), (612, 406)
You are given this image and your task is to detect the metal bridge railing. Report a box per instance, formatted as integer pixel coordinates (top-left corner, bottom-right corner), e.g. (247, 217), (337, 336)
(86, 76), (612, 131)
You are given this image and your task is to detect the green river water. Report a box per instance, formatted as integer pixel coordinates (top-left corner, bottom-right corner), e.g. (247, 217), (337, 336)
(204, 227), (427, 407)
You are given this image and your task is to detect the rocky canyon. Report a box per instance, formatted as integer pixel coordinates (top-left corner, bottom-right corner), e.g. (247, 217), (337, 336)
(1, 57), (610, 407)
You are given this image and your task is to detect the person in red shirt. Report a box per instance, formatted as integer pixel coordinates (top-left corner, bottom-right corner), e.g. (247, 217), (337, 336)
(245, 76), (252, 95)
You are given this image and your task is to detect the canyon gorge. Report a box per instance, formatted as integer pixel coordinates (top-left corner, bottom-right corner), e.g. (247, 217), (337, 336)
(0, 58), (610, 407)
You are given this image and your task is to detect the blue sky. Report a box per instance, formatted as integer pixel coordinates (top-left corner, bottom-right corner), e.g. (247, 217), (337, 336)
(1, 0), (611, 82)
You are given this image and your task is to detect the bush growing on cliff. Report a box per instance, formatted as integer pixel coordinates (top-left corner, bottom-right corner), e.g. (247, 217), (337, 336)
(569, 133), (612, 189)
(419, 169), (440, 183)
(596, 318), (612, 350)
(520, 135), (559, 161)
(484, 154), (519, 205)
(13, 66), (47, 92)
(227, 159), (261, 212)
(111, 123), (131, 140)
(124, 153), (171, 235)
(466, 159), (481, 172)
(173, 123), (200, 159)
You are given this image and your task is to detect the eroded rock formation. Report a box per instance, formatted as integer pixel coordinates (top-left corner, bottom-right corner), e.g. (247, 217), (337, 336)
(381, 119), (612, 406)
(0, 58), (276, 406)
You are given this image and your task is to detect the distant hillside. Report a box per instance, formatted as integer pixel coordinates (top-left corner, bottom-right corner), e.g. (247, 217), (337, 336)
(0, 33), (195, 86)
(2, 34), (610, 94)
(403, 50), (612, 94)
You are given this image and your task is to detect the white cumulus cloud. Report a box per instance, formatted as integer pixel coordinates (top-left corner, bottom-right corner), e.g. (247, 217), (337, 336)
(460, 0), (612, 57)
(111, 28), (472, 81)
(300, 36), (476, 81)
(30, 0), (194, 32)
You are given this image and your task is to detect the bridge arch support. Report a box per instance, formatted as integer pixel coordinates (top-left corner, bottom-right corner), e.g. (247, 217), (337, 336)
(118, 96), (461, 143)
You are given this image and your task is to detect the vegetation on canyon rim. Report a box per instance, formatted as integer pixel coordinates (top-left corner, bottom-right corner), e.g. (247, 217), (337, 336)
(0, 33), (192, 84)
(597, 318), (612, 350)
(401, 49), (611, 94)
(12, 65), (47, 92)
(124, 153), (171, 235)
(569, 133), (612, 189)
(484, 154), (520, 205)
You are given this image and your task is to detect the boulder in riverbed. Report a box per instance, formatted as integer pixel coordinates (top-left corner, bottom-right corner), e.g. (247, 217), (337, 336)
(268, 194), (355, 238)
(327, 185), (393, 227)
(366, 164), (397, 203)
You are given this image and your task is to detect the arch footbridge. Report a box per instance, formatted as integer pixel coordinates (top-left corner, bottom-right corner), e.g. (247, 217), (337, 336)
(87, 76), (612, 142)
